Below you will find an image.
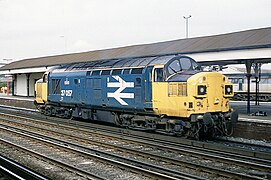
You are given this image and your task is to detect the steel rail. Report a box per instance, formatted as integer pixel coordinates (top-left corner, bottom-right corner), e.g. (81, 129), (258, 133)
(0, 155), (48, 180)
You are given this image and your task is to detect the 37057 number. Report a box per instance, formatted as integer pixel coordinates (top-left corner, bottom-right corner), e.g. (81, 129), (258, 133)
(61, 90), (73, 96)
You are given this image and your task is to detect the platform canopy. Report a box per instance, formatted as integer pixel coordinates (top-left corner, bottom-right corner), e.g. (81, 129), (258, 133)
(1, 27), (271, 73)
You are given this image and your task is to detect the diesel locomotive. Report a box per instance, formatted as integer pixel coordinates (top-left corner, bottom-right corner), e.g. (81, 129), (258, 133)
(35, 55), (238, 139)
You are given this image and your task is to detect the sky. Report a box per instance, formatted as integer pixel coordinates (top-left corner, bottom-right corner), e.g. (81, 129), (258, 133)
(0, 0), (271, 67)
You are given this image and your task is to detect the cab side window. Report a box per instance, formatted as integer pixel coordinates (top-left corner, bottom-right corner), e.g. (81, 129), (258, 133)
(43, 74), (48, 83)
(154, 68), (164, 82)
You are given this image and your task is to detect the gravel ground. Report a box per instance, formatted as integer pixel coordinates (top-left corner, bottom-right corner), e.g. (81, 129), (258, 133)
(0, 129), (153, 180)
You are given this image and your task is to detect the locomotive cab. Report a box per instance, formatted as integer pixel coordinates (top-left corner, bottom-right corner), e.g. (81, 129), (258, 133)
(151, 56), (236, 138)
(152, 55), (201, 117)
(34, 72), (48, 109)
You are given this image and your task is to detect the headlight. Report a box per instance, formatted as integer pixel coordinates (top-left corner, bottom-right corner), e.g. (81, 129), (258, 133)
(198, 85), (207, 95)
(225, 85), (233, 95)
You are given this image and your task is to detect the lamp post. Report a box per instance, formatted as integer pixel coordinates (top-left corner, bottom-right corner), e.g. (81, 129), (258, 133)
(60, 35), (67, 53)
(183, 15), (192, 38)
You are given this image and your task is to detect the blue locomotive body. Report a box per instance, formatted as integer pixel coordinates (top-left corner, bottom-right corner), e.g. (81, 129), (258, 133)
(47, 66), (153, 122)
(35, 54), (237, 139)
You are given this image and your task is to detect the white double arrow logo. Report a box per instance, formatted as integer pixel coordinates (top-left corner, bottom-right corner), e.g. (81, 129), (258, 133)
(107, 76), (134, 105)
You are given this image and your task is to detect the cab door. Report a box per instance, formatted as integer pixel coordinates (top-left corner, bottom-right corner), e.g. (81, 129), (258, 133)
(151, 66), (167, 115)
(35, 73), (48, 104)
(144, 66), (153, 108)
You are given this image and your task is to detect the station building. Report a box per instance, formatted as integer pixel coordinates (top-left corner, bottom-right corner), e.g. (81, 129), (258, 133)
(0, 27), (271, 97)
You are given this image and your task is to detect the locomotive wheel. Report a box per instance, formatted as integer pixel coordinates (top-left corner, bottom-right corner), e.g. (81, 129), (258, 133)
(189, 122), (201, 140)
(45, 106), (52, 116)
(113, 113), (122, 126)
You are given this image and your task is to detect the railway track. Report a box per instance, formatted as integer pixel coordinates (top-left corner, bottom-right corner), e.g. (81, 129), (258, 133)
(1, 135), (110, 179)
(1, 105), (271, 155)
(214, 137), (271, 153)
(1, 105), (270, 152)
(0, 125), (183, 179)
(0, 155), (47, 180)
(0, 109), (270, 179)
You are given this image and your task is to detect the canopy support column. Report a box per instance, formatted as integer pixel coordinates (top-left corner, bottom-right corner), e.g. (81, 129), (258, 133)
(252, 63), (261, 106)
(245, 61), (252, 115)
(26, 73), (30, 97)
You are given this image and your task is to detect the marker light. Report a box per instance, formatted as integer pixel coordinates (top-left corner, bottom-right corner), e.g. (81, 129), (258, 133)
(198, 85), (207, 95)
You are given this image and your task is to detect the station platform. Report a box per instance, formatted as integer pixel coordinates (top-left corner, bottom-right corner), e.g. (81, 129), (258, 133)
(0, 94), (34, 101)
(0, 94), (35, 109)
(230, 101), (271, 122)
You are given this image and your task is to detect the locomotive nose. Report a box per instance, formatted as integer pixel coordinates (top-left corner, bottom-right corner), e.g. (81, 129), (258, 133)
(192, 72), (233, 113)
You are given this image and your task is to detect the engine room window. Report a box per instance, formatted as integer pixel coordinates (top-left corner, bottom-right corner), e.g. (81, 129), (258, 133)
(92, 70), (101, 76)
(112, 69), (122, 75)
(131, 68), (143, 74)
(101, 70), (111, 75)
(123, 69), (130, 74)
(87, 71), (92, 76)
(154, 68), (164, 82)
